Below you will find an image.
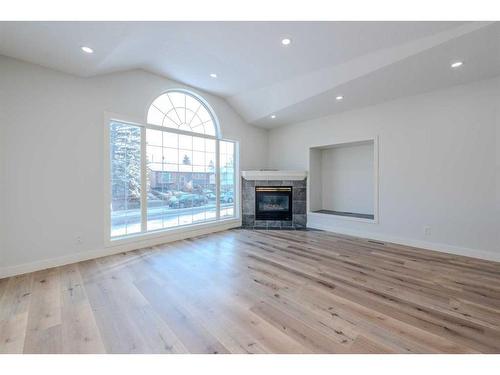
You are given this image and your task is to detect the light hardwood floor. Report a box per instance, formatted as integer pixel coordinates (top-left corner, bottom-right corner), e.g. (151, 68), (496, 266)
(1, 229), (500, 354)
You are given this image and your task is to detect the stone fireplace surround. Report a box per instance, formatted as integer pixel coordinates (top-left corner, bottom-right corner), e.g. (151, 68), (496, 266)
(241, 170), (307, 229)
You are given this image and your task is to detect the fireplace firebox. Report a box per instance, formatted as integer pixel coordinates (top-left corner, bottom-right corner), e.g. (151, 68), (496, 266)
(255, 186), (293, 221)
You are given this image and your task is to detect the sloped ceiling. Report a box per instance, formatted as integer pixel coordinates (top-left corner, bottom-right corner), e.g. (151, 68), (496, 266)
(0, 21), (498, 128)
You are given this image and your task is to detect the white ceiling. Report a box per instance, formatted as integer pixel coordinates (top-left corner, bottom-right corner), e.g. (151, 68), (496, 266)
(0, 21), (498, 128)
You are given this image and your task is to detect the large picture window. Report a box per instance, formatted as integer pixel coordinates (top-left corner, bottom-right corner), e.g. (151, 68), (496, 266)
(108, 90), (238, 239)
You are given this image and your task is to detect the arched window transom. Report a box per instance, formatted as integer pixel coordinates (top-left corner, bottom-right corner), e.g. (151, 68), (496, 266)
(147, 90), (217, 137)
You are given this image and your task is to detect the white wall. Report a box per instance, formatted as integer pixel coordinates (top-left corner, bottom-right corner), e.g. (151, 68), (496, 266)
(0, 56), (268, 273)
(320, 143), (374, 214)
(1, 54), (499, 273)
(308, 148), (322, 212)
(268, 77), (500, 260)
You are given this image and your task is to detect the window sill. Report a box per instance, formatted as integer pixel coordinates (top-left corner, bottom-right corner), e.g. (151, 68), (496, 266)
(105, 217), (241, 249)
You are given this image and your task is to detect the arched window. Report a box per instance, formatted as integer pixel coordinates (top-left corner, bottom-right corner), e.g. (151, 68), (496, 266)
(147, 90), (218, 137)
(107, 90), (237, 240)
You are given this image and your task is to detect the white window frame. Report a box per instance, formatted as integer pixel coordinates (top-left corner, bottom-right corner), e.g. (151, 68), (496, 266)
(103, 109), (240, 247)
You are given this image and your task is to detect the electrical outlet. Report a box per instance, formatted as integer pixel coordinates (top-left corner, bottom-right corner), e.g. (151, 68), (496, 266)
(424, 226), (432, 236)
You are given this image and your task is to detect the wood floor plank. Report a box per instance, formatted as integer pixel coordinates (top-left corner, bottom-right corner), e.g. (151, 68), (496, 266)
(23, 268), (62, 354)
(60, 264), (106, 353)
(1, 228), (499, 353)
(0, 274), (33, 353)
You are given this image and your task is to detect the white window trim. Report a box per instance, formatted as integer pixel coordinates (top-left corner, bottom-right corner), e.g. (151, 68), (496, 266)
(103, 111), (240, 247)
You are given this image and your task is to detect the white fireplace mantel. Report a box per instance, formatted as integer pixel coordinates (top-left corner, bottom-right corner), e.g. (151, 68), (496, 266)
(241, 170), (307, 181)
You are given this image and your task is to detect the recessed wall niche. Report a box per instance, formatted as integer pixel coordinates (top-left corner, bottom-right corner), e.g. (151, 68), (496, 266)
(309, 138), (378, 222)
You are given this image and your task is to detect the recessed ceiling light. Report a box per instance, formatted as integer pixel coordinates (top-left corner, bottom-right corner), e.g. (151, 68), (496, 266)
(210, 73), (217, 78)
(336, 95), (344, 101)
(281, 38), (291, 46)
(81, 46), (94, 54)
(270, 115), (276, 119)
(450, 61), (463, 69)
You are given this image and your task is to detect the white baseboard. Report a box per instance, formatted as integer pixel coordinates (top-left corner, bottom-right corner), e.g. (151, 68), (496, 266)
(3, 219), (497, 279)
(308, 222), (500, 263)
(0, 219), (241, 279)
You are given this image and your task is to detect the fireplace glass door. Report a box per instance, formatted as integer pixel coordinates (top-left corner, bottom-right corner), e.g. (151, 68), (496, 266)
(255, 186), (293, 220)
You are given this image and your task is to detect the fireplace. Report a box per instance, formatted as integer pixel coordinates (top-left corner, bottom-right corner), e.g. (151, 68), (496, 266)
(241, 172), (307, 229)
(255, 186), (293, 221)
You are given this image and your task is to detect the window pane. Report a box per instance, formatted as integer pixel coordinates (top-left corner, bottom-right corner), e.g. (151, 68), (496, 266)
(219, 140), (236, 219)
(147, 145), (162, 163)
(193, 136), (205, 151)
(190, 115), (203, 130)
(206, 152), (216, 172)
(147, 105), (165, 126)
(179, 134), (192, 149)
(185, 108), (197, 128)
(205, 124), (214, 135)
(163, 113), (180, 129)
(225, 142), (234, 155)
(193, 151), (205, 166)
(186, 95), (201, 112)
(179, 163), (192, 172)
(198, 107), (212, 123)
(146, 129), (217, 232)
(110, 122), (142, 237)
(146, 129), (163, 146)
(206, 139), (216, 153)
(151, 94), (173, 115)
(163, 148), (178, 164)
(169, 91), (186, 111)
(179, 150), (193, 170)
(148, 91), (217, 136)
(163, 132), (178, 148)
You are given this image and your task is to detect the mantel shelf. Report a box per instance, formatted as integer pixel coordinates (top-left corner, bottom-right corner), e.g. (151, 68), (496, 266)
(241, 170), (307, 181)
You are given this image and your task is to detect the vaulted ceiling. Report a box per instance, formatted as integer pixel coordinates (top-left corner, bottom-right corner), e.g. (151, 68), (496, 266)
(0, 21), (499, 128)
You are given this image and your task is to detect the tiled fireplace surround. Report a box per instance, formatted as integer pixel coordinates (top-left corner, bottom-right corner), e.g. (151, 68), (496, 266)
(241, 172), (307, 229)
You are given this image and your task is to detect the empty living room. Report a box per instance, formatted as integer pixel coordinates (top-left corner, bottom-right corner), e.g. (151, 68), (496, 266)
(1, 1), (500, 372)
